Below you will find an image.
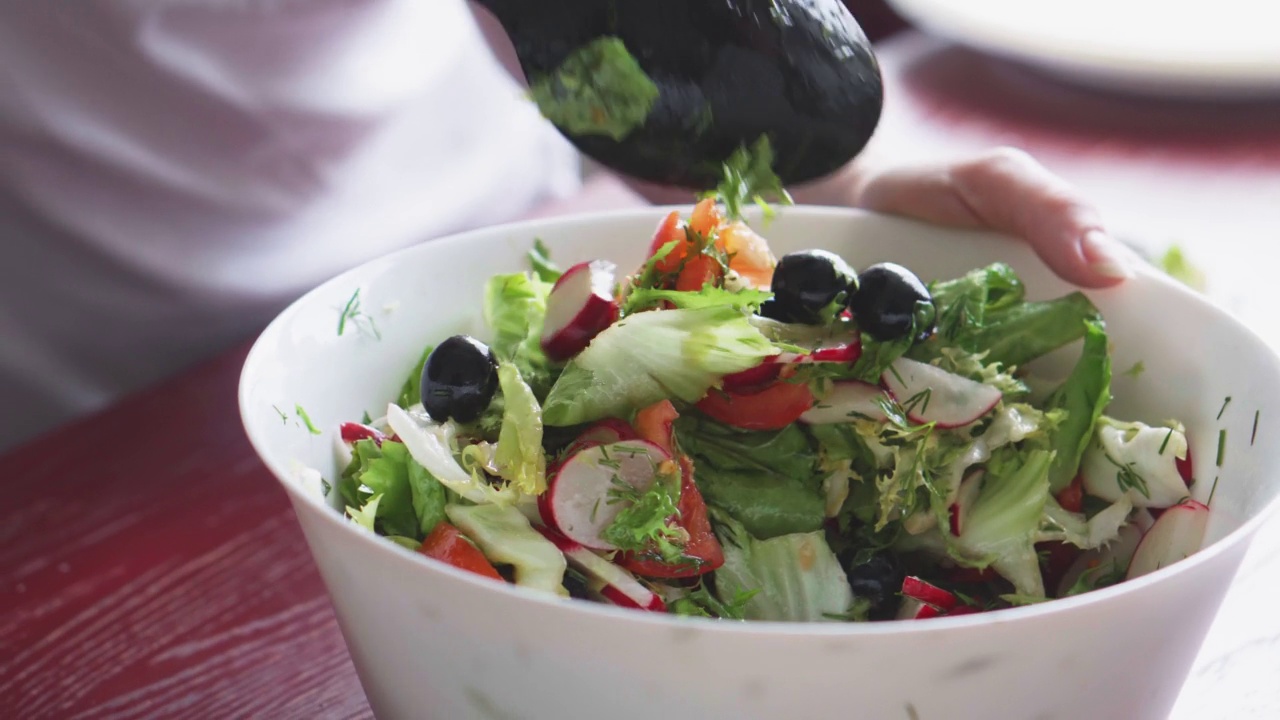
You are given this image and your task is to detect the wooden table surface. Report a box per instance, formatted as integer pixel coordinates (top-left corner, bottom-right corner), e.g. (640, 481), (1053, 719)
(5, 30), (1280, 719)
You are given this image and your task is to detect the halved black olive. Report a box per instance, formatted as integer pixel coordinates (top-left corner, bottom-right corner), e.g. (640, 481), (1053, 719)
(847, 262), (936, 342)
(770, 249), (858, 325)
(420, 335), (499, 423)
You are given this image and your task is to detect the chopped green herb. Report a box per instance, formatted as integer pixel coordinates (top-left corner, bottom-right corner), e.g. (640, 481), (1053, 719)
(1103, 452), (1150, 498)
(601, 466), (685, 563)
(273, 405), (289, 424)
(1064, 560), (1126, 597)
(1216, 396), (1232, 420)
(527, 37), (658, 142)
(1158, 245), (1206, 291)
(1252, 410), (1260, 445)
(1158, 427), (1174, 455)
(704, 135), (792, 221)
(1216, 428), (1227, 467)
(669, 582), (757, 620)
(361, 410), (374, 425)
(1121, 361), (1145, 379)
(527, 238), (562, 284)
(337, 288), (381, 340)
(1207, 475), (1221, 507)
(295, 404), (322, 435)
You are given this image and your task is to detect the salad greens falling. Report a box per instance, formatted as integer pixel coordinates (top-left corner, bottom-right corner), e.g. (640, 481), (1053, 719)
(321, 143), (1207, 622)
(527, 37), (659, 142)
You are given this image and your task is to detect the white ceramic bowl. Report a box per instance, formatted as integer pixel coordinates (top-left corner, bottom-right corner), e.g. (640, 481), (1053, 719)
(240, 207), (1280, 720)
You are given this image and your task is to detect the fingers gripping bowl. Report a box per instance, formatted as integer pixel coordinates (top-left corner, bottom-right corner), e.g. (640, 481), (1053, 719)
(240, 207), (1280, 720)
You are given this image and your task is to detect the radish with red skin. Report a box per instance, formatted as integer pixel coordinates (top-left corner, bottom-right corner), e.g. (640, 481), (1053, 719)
(340, 422), (387, 445)
(896, 596), (945, 620)
(949, 469), (984, 536)
(721, 356), (783, 392)
(541, 439), (673, 550)
(881, 357), (1003, 428)
(722, 337), (861, 393)
(561, 418), (639, 458)
(1126, 500), (1210, 580)
(799, 380), (890, 424)
(541, 260), (619, 362)
(1177, 446), (1194, 486)
(902, 576), (958, 610)
(535, 527), (667, 612)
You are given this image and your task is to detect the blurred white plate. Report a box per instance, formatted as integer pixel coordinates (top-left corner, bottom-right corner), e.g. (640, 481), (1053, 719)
(885, 0), (1280, 97)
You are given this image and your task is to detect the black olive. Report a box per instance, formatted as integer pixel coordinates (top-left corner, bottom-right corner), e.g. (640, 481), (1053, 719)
(770, 249), (858, 325)
(757, 297), (793, 322)
(847, 262), (937, 342)
(420, 335), (499, 423)
(845, 552), (903, 620)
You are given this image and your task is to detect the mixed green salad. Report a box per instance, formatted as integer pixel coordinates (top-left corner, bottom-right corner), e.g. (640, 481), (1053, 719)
(321, 163), (1208, 622)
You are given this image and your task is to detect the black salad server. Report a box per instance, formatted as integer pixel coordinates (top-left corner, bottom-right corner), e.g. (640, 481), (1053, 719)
(470, 0), (884, 190)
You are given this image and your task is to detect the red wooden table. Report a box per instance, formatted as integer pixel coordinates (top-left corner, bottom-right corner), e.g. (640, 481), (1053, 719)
(6, 29), (1280, 719)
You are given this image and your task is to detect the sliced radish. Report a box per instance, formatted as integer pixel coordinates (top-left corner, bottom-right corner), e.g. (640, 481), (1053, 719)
(561, 418), (639, 457)
(949, 469), (985, 537)
(1176, 446), (1194, 486)
(722, 338), (861, 393)
(340, 421), (387, 445)
(541, 260), (619, 362)
(541, 440), (673, 550)
(896, 596), (943, 620)
(882, 357), (1002, 428)
(804, 337), (862, 363)
(721, 356), (783, 392)
(902, 576), (958, 611)
(537, 527), (666, 612)
(1126, 500), (1210, 580)
(800, 380), (890, 424)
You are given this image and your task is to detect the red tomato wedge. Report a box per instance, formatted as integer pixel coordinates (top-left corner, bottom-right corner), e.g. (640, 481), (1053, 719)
(1055, 475), (1085, 513)
(717, 221), (776, 288)
(648, 210), (689, 276)
(675, 253), (723, 291)
(696, 380), (815, 431)
(418, 522), (503, 581)
(616, 455), (724, 579)
(633, 400), (679, 456)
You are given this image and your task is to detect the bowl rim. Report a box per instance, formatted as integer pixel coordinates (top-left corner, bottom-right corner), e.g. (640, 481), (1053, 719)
(239, 204), (1280, 636)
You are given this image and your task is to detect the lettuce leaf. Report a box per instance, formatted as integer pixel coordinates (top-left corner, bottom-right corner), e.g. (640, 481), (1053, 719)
(445, 503), (568, 596)
(712, 514), (854, 622)
(542, 306), (775, 426)
(484, 272), (555, 399)
(953, 448), (1054, 597)
(674, 414), (826, 539)
(1044, 319), (1111, 491)
(493, 363), (547, 495)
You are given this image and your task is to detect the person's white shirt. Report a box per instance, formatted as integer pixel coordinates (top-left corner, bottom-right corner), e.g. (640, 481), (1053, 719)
(0, 0), (581, 451)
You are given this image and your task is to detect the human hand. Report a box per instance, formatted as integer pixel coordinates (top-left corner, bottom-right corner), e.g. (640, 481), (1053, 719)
(850, 147), (1137, 288)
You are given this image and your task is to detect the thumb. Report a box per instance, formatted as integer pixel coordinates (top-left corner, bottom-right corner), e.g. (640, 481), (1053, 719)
(854, 148), (1138, 288)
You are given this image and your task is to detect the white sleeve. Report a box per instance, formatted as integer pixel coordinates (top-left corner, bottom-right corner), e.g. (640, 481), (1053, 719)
(0, 0), (581, 450)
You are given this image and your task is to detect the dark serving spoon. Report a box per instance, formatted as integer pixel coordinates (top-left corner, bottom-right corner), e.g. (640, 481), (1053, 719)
(471, 0), (884, 190)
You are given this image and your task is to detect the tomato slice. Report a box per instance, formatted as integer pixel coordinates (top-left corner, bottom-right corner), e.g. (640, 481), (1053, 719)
(633, 400), (679, 456)
(648, 210), (689, 275)
(688, 197), (724, 237)
(695, 380), (815, 431)
(418, 522), (503, 581)
(1055, 475), (1085, 513)
(675, 253), (722, 291)
(716, 221), (776, 288)
(617, 455), (724, 578)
